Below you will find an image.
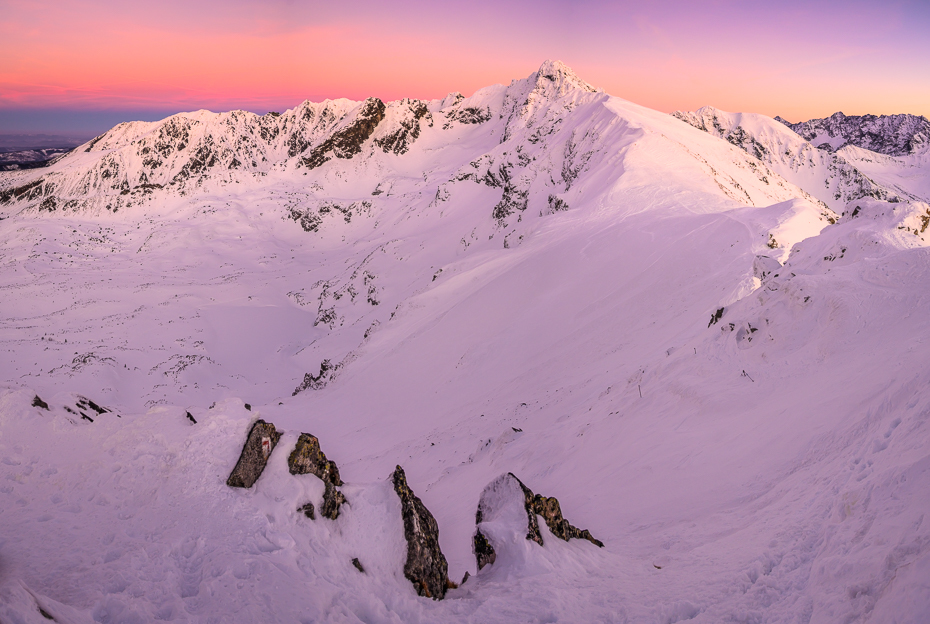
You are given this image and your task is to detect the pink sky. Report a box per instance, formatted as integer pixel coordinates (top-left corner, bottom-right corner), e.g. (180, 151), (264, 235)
(1, 0), (928, 134)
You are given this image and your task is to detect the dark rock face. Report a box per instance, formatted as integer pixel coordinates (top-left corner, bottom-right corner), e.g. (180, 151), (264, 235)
(473, 528), (496, 570)
(297, 502), (315, 519)
(31, 395), (49, 410)
(301, 98), (387, 169)
(288, 433), (346, 519)
(226, 420), (282, 488)
(320, 481), (347, 520)
(391, 465), (449, 599)
(776, 112), (930, 157)
(474, 473), (603, 570)
(287, 433), (343, 483)
(292, 359), (340, 394)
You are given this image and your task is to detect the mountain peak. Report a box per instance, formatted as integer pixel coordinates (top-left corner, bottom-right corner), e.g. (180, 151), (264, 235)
(532, 60), (597, 96)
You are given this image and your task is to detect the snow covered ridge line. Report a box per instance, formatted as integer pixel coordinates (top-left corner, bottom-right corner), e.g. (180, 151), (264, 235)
(671, 106), (915, 213)
(775, 111), (930, 156)
(0, 60), (595, 216)
(224, 419), (603, 600)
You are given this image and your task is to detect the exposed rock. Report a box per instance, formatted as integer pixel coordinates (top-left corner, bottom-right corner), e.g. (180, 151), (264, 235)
(31, 395), (49, 410)
(287, 433), (343, 483)
(391, 465), (449, 599)
(226, 420), (282, 488)
(375, 99), (431, 155)
(777, 112), (930, 157)
(473, 473), (603, 570)
(288, 433), (346, 519)
(292, 359), (340, 394)
(301, 98), (387, 169)
(473, 528), (496, 570)
(351, 557), (365, 573)
(320, 481), (347, 520)
(297, 502), (315, 519)
(185, 411), (197, 424)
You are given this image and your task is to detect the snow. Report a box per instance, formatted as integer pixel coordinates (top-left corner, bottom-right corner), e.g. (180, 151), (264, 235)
(1, 61), (929, 622)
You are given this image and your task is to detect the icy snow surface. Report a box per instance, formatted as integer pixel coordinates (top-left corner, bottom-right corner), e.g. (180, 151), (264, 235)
(1, 61), (929, 623)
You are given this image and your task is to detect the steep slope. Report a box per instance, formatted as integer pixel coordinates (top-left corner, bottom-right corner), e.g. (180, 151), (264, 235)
(1, 62), (929, 623)
(672, 106), (905, 212)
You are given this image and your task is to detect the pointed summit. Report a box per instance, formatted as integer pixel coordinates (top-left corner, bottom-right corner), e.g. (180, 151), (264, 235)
(533, 60), (597, 96)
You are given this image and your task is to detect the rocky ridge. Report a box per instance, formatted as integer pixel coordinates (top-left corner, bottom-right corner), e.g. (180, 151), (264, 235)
(776, 112), (930, 156)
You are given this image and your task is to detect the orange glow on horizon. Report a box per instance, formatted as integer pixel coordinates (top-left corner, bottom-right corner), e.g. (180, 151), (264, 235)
(1, 0), (928, 127)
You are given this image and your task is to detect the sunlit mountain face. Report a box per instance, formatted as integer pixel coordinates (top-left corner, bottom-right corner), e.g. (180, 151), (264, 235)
(1, 61), (928, 623)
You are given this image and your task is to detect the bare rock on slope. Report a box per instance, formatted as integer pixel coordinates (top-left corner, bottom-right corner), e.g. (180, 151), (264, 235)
(391, 465), (449, 599)
(289, 433), (346, 519)
(226, 419), (282, 488)
(473, 472), (603, 570)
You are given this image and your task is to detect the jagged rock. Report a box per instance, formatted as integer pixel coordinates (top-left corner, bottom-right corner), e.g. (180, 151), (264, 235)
(31, 395), (49, 410)
(226, 420), (282, 488)
(76, 396), (108, 415)
(777, 112), (930, 157)
(391, 465), (449, 599)
(320, 481), (347, 520)
(297, 502), (315, 519)
(287, 434), (343, 483)
(351, 557), (365, 573)
(185, 411), (197, 424)
(288, 433), (346, 519)
(301, 98), (387, 169)
(292, 359), (340, 394)
(473, 528), (496, 570)
(473, 473), (603, 570)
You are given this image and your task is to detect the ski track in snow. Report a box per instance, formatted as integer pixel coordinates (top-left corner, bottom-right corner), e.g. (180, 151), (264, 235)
(1, 62), (929, 623)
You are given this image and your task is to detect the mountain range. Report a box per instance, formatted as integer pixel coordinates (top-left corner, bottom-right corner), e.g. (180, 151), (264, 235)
(1, 61), (928, 623)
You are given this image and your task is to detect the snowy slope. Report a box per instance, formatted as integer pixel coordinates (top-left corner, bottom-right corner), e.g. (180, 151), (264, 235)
(1, 61), (929, 623)
(672, 106), (909, 213)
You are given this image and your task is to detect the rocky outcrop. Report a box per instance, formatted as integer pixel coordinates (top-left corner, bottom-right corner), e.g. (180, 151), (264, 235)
(777, 112), (930, 156)
(301, 98), (387, 169)
(226, 420), (282, 488)
(391, 465), (449, 599)
(375, 99), (432, 155)
(288, 433), (346, 519)
(292, 359), (340, 394)
(474, 473), (603, 570)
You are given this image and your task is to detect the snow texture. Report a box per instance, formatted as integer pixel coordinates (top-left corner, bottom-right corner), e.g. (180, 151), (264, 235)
(1, 60), (929, 623)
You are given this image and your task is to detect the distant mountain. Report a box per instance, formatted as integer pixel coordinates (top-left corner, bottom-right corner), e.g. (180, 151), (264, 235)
(775, 112), (930, 156)
(0, 133), (88, 152)
(0, 147), (73, 171)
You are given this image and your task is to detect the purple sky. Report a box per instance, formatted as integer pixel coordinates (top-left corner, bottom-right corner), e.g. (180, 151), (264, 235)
(1, 0), (927, 136)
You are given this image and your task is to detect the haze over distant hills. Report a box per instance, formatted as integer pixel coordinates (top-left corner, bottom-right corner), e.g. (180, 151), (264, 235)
(1, 61), (928, 623)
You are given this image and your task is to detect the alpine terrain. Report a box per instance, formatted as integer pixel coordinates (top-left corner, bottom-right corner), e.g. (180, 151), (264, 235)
(1, 61), (928, 623)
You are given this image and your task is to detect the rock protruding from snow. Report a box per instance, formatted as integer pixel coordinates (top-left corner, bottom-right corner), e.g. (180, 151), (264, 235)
(391, 465), (449, 600)
(301, 98), (387, 169)
(288, 433), (346, 519)
(226, 419), (282, 488)
(776, 112), (930, 156)
(287, 433), (343, 483)
(474, 473), (603, 570)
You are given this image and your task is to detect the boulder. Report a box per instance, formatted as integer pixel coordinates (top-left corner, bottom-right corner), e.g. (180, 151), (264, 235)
(288, 433), (346, 519)
(391, 465), (449, 599)
(473, 473), (603, 570)
(287, 433), (343, 484)
(226, 420), (282, 488)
